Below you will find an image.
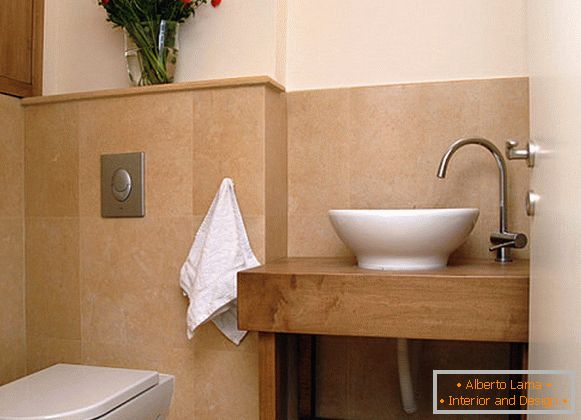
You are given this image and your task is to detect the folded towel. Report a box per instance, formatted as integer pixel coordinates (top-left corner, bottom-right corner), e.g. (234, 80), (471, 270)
(179, 178), (260, 345)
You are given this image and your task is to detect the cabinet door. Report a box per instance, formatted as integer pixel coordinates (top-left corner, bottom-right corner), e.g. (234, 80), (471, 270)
(0, 0), (43, 97)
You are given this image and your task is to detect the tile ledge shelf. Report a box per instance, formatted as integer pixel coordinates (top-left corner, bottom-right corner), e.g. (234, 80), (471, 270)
(21, 76), (285, 106)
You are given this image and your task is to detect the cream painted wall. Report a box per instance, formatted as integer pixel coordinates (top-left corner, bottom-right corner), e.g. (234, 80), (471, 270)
(43, 0), (283, 95)
(43, 1), (527, 94)
(286, 0), (528, 90)
(43, 0), (126, 95)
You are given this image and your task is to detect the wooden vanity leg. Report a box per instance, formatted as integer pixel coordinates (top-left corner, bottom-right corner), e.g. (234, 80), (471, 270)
(259, 333), (287, 420)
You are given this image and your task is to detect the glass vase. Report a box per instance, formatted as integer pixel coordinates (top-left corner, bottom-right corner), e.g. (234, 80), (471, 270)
(124, 20), (179, 86)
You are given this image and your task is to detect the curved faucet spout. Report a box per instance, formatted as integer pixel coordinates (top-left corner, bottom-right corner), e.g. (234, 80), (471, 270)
(436, 137), (512, 262)
(437, 138), (507, 188)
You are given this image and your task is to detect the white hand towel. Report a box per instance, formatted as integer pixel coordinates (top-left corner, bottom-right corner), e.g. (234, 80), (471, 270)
(179, 178), (260, 345)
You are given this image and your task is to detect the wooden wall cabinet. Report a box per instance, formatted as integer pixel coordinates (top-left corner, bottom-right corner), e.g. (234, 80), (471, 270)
(0, 0), (43, 97)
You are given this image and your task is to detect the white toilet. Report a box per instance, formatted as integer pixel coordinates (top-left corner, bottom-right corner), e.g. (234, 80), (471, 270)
(0, 364), (174, 420)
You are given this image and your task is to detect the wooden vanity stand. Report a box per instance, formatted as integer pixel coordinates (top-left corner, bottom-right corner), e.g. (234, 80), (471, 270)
(237, 258), (530, 420)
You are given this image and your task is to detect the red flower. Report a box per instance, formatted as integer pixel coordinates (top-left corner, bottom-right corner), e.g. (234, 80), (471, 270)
(211, 0), (221, 7)
(101, 0), (109, 5)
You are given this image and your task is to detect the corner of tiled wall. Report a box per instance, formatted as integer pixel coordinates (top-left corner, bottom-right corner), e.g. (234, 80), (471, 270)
(0, 94), (26, 385)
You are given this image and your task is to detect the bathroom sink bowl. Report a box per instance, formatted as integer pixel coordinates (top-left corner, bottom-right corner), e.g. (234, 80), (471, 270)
(329, 208), (479, 271)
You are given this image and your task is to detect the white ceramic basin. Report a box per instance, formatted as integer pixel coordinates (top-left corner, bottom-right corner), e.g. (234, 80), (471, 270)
(329, 208), (479, 271)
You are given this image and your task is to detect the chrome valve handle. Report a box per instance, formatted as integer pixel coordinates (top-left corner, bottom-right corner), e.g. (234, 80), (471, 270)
(489, 231), (528, 252)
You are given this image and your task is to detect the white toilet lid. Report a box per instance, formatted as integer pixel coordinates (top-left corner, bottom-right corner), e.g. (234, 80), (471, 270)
(0, 364), (159, 420)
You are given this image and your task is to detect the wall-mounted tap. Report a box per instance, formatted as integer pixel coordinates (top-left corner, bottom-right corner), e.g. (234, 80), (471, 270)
(436, 137), (527, 263)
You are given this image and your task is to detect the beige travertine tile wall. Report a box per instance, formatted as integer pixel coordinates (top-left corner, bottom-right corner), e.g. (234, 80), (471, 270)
(23, 84), (287, 420)
(20, 77), (528, 419)
(0, 94), (26, 385)
(288, 77), (530, 260)
(25, 101), (82, 373)
(265, 88), (288, 261)
(287, 77), (529, 419)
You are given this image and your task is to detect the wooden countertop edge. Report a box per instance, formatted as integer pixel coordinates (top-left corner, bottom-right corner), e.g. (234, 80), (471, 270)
(21, 75), (285, 106)
(240, 257), (530, 279)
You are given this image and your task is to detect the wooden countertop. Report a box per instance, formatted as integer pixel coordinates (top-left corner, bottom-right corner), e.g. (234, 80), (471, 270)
(237, 258), (529, 343)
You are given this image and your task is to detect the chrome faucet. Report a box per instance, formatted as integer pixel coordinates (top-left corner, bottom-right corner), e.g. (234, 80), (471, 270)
(436, 137), (527, 263)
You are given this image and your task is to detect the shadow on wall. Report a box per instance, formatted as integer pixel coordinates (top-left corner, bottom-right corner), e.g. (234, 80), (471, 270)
(316, 337), (511, 420)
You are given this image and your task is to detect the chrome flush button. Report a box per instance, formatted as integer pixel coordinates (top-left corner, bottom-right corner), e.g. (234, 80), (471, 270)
(112, 168), (132, 202)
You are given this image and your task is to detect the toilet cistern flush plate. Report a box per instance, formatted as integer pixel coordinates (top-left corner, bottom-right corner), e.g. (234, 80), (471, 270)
(329, 208), (479, 271)
(101, 152), (145, 218)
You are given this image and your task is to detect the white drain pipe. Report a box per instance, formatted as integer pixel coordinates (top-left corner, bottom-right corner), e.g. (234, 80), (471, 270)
(397, 338), (418, 414)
